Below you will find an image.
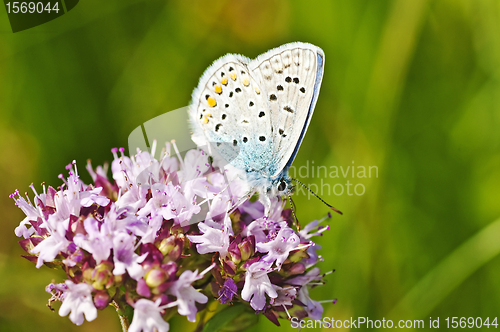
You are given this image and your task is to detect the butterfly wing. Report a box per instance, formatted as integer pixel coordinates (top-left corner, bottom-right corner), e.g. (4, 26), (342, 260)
(189, 54), (274, 172)
(248, 42), (325, 178)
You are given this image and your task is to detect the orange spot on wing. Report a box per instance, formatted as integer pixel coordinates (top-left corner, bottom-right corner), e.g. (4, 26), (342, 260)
(207, 97), (217, 107)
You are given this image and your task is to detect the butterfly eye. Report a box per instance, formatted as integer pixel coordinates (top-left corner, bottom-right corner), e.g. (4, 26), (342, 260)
(278, 180), (287, 192)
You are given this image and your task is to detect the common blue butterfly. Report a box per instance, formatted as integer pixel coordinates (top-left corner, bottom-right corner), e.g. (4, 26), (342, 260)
(189, 42), (334, 214)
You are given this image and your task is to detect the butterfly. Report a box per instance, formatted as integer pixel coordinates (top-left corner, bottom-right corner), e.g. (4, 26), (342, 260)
(189, 42), (337, 215)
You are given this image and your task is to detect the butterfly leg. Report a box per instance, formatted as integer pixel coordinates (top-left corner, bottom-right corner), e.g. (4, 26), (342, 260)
(228, 190), (254, 215)
(261, 193), (272, 219)
(288, 194), (301, 231)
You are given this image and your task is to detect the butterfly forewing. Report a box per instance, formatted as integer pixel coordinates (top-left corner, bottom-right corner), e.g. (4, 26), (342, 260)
(248, 43), (324, 177)
(190, 55), (274, 172)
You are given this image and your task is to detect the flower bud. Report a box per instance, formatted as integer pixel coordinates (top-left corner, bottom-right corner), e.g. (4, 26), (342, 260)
(91, 261), (114, 290)
(167, 242), (182, 261)
(82, 266), (93, 281)
(93, 290), (110, 310)
(145, 268), (166, 288)
(228, 245), (241, 264)
(159, 235), (183, 261)
(288, 262), (306, 275)
(136, 278), (151, 297)
(238, 236), (255, 261)
(288, 248), (309, 262)
(158, 236), (176, 256)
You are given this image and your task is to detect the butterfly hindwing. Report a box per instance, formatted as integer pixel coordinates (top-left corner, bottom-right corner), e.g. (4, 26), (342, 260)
(190, 54), (274, 172)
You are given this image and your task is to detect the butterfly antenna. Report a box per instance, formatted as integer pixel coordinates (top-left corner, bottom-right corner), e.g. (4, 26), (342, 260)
(290, 177), (343, 215)
(287, 194), (301, 231)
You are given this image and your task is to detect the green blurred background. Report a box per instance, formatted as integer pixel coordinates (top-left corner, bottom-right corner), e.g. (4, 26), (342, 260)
(1, 0), (500, 331)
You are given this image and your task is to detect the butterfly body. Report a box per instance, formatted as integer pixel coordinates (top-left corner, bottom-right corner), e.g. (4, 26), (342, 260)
(189, 42), (325, 209)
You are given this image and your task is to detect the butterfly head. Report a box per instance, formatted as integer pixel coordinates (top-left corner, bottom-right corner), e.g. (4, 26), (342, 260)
(277, 179), (287, 192)
(270, 177), (293, 197)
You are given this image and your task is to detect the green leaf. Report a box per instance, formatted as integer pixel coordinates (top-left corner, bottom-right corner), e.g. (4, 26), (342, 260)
(202, 304), (247, 332)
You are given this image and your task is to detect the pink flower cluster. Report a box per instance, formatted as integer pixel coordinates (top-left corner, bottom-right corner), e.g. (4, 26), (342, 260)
(12, 141), (334, 331)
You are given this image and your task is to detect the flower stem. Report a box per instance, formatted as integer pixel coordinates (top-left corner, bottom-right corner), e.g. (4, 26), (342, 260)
(112, 300), (130, 332)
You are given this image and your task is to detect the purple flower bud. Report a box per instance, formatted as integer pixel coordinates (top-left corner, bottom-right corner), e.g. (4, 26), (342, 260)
(229, 250), (241, 264)
(161, 262), (178, 281)
(238, 235), (255, 261)
(136, 278), (151, 297)
(93, 291), (110, 310)
(140, 243), (164, 263)
(167, 241), (182, 261)
(288, 262), (306, 275)
(227, 234), (241, 262)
